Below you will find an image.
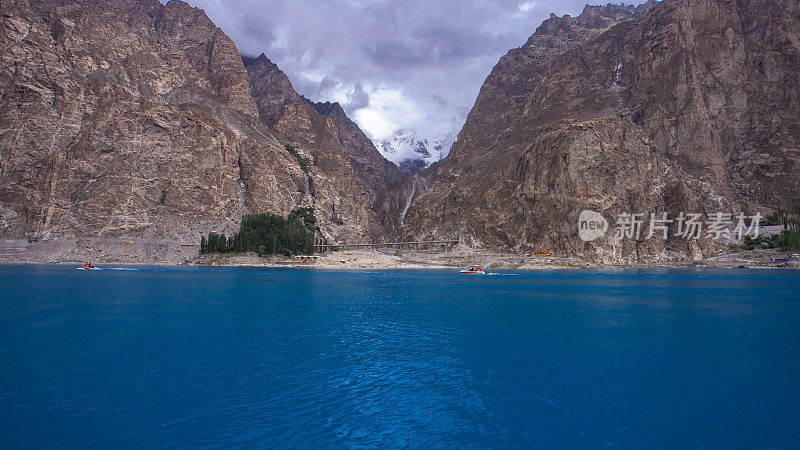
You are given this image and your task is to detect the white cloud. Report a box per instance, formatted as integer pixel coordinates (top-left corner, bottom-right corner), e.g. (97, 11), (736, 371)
(354, 87), (421, 141)
(354, 109), (395, 140)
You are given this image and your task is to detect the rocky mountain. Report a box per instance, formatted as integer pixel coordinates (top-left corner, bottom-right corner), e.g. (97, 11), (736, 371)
(378, 129), (454, 174)
(242, 54), (401, 242)
(401, 0), (800, 262)
(3, 0), (798, 263)
(0, 0), (399, 245)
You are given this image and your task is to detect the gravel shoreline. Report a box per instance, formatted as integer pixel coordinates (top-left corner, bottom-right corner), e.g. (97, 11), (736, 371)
(2, 238), (797, 270)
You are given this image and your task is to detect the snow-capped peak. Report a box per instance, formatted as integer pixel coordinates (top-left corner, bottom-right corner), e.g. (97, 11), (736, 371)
(378, 129), (455, 174)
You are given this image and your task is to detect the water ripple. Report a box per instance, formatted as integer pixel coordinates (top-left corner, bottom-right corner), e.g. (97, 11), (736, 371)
(0, 266), (799, 448)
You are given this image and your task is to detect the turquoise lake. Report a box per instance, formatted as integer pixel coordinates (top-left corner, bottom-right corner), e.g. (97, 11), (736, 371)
(1, 265), (799, 448)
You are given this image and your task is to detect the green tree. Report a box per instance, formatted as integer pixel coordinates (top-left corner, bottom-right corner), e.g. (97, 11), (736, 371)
(200, 208), (318, 256)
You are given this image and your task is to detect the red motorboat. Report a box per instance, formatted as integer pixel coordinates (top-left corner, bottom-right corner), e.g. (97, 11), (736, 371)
(460, 265), (485, 275)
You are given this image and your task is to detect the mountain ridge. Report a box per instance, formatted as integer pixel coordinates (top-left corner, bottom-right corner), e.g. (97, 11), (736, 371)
(0, 0), (400, 245)
(2, 0), (797, 264)
(401, 0), (800, 262)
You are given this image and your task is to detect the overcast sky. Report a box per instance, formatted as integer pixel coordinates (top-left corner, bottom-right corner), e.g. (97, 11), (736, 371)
(172, 0), (643, 156)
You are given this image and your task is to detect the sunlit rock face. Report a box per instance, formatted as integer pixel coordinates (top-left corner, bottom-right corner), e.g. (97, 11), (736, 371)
(401, 0), (800, 262)
(0, 0), (294, 241)
(0, 0), (400, 244)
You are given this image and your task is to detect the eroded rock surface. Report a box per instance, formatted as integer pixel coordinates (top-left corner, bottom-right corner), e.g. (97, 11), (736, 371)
(243, 54), (401, 242)
(0, 0), (399, 246)
(402, 0), (800, 262)
(0, 0), (300, 241)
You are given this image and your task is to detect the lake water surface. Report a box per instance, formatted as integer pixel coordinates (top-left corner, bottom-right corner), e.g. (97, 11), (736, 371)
(1, 265), (799, 448)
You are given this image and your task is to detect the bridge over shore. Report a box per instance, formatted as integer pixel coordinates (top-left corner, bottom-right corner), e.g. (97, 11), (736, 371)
(314, 239), (460, 253)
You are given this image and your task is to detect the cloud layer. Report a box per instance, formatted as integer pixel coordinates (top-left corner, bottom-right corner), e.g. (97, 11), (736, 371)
(170, 0), (642, 151)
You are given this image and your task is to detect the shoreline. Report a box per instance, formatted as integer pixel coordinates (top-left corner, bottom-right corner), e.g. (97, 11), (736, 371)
(2, 259), (798, 271)
(2, 237), (797, 270)
(184, 249), (800, 270)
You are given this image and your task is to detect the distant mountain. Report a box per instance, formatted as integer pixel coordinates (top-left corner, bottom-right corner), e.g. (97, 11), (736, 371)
(378, 129), (455, 174)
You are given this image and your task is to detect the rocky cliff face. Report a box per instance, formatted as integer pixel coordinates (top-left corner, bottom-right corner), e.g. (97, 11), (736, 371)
(242, 54), (401, 242)
(0, 0), (398, 245)
(402, 0), (800, 262)
(309, 100), (408, 238)
(4, 0), (797, 260)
